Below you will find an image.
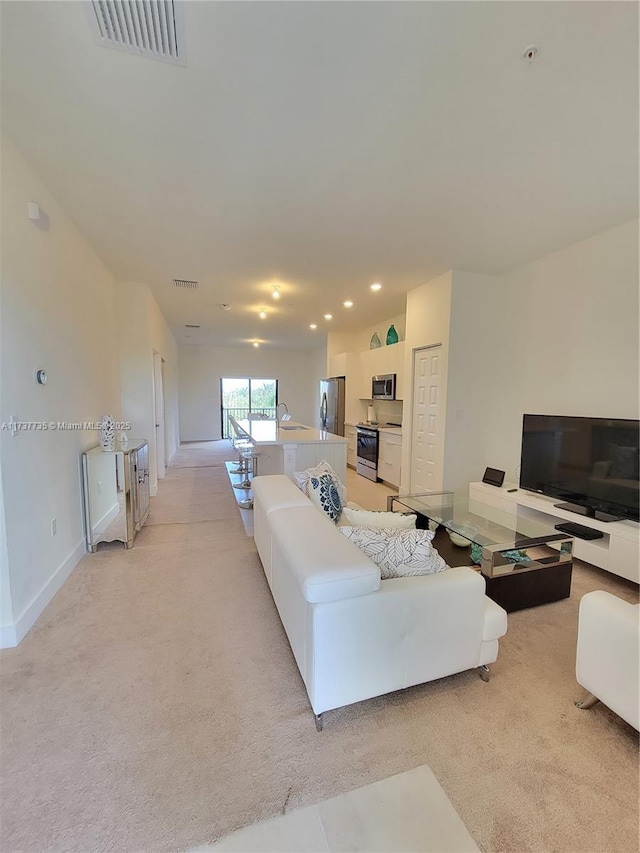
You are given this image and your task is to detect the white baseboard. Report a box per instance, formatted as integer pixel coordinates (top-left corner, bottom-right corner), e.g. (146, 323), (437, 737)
(0, 538), (86, 648)
(150, 483), (158, 496)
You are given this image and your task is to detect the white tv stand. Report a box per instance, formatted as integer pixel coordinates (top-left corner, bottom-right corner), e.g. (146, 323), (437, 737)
(469, 482), (639, 584)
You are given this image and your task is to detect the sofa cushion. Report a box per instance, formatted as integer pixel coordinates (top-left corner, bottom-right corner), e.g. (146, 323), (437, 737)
(340, 506), (416, 530)
(269, 507), (380, 603)
(293, 460), (347, 503)
(252, 474), (312, 513)
(340, 526), (448, 579)
(307, 471), (344, 523)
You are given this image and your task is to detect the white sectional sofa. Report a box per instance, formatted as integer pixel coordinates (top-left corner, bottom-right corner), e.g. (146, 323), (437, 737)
(252, 474), (508, 729)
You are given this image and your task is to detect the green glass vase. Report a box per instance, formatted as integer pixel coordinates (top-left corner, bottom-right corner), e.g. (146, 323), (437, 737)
(386, 324), (399, 345)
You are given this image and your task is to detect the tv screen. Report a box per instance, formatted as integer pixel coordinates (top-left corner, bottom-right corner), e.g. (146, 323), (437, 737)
(520, 414), (640, 522)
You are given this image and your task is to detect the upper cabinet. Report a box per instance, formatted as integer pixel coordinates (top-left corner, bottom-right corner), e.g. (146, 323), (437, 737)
(359, 341), (406, 399)
(329, 341), (406, 421)
(328, 352), (348, 378)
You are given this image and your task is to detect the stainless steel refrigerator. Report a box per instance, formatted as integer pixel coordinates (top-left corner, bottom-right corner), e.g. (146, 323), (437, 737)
(320, 377), (346, 436)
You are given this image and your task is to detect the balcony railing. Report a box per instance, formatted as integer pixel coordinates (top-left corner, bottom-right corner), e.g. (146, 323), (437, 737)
(222, 406), (276, 439)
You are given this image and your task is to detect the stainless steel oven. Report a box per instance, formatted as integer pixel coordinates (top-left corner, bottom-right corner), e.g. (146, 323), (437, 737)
(356, 425), (379, 481)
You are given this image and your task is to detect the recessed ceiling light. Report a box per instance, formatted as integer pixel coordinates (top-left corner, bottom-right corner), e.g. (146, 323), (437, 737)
(253, 341), (259, 348)
(309, 323), (317, 330)
(324, 314), (333, 320)
(370, 283), (382, 291)
(259, 311), (267, 319)
(219, 303), (231, 311)
(272, 286), (280, 300)
(343, 300), (353, 308)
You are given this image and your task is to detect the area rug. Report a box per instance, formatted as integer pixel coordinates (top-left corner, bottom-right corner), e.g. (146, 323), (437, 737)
(192, 764), (479, 852)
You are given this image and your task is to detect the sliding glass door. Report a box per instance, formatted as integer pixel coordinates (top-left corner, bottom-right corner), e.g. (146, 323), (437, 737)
(220, 378), (278, 438)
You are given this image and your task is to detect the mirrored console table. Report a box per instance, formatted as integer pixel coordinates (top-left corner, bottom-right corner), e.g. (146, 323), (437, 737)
(82, 439), (150, 551)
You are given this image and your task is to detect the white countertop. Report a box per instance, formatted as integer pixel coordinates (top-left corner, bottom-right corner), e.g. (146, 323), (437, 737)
(238, 420), (348, 446)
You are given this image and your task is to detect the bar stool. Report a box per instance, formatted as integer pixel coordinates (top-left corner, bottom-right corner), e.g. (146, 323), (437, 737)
(229, 439), (252, 475)
(229, 416), (254, 475)
(237, 450), (260, 510)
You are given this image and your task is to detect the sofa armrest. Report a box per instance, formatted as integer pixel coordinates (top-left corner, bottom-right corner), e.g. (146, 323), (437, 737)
(576, 591), (640, 730)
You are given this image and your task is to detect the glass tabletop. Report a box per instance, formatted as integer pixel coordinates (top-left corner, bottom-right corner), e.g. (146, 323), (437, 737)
(389, 491), (568, 550)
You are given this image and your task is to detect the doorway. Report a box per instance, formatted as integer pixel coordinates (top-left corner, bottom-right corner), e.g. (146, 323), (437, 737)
(220, 378), (278, 438)
(410, 345), (444, 493)
(153, 352), (166, 479)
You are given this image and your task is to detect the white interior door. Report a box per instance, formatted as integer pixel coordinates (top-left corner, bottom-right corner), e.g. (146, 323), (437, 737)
(153, 352), (166, 479)
(410, 345), (444, 493)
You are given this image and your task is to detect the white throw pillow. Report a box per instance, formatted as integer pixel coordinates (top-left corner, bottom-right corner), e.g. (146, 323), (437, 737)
(294, 460), (347, 503)
(307, 472), (344, 523)
(340, 526), (447, 579)
(341, 506), (416, 530)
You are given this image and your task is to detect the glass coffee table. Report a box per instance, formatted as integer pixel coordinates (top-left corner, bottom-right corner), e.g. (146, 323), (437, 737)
(387, 491), (574, 612)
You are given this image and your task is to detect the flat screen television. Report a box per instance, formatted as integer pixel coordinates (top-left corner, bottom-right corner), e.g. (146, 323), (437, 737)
(519, 414), (640, 523)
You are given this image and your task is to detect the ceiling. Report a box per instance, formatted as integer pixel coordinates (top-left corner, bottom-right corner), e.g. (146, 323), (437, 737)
(1, 1), (637, 349)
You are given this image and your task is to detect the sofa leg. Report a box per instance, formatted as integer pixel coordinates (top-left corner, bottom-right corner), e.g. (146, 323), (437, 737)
(314, 713), (324, 732)
(478, 665), (490, 682)
(575, 691), (599, 710)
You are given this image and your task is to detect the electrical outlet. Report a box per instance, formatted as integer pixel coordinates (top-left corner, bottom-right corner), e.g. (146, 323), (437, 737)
(51, 519), (57, 536)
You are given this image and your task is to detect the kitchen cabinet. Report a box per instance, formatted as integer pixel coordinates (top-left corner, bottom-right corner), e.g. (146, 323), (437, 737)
(359, 341), (406, 400)
(345, 423), (357, 469)
(378, 430), (402, 487)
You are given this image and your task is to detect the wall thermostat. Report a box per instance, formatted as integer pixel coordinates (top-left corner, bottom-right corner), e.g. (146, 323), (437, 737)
(34, 369), (47, 385)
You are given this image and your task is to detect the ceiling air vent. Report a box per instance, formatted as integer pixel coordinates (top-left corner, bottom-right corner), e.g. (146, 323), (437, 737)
(88, 1), (185, 65)
(184, 324), (200, 329)
(173, 278), (198, 289)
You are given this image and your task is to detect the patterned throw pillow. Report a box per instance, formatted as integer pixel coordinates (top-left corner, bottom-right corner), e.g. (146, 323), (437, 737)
(340, 506), (416, 530)
(293, 460), (347, 503)
(307, 472), (344, 523)
(340, 526), (448, 579)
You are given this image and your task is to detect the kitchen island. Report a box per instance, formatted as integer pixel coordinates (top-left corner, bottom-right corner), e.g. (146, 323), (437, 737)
(237, 420), (347, 481)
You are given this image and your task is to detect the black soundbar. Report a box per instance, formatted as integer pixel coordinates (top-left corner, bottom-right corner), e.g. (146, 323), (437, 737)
(554, 522), (604, 541)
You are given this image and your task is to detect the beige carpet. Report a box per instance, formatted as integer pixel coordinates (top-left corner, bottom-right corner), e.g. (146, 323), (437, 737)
(1, 441), (638, 853)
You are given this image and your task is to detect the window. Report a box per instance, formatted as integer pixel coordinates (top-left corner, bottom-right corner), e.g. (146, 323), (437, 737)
(220, 378), (278, 438)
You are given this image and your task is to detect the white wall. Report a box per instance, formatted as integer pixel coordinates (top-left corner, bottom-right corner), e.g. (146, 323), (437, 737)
(481, 219), (640, 480)
(394, 222), (638, 495)
(0, 140), (179, 646)
(400, 271), (453, 492)
(0, 136), (121, 644)
(117, 281), (179, 494)
(179, 345), (325, 440)
(442, 270), (517, 491)
(327, 312), (406, 364)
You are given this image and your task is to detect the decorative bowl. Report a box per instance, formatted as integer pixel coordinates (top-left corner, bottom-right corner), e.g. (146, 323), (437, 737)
(447, 523), (479, 547)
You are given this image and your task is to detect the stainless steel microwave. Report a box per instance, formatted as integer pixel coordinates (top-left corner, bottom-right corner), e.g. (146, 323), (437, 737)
(372, 374), (396, 400)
